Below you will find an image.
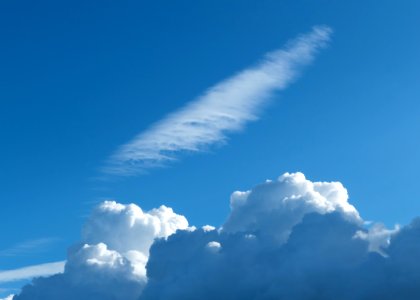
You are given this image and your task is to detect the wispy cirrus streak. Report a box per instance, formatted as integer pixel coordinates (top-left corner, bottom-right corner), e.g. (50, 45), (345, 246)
(0, 261), (65, 283)
(105, 26), (332, 176)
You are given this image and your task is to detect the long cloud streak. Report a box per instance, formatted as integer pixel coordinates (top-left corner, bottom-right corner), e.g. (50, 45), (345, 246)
(105, 26), (332, 175)
(0, 261), (65, 283)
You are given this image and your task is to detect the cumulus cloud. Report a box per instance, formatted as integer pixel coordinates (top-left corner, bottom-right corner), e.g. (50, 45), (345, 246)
(140, 173), (369, 299)
(13, 201), (189, 300)
(11, 172), (420, 300)
(223, 172), (361, 244)
(105, 26), (332, 175)
(82, 201), (188, 257)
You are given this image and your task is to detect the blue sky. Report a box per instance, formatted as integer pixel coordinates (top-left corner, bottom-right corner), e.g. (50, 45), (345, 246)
(1, 0), (420, 297)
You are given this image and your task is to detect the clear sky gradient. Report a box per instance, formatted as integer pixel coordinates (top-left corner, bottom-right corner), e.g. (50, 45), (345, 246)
(1, 0), (420, 295)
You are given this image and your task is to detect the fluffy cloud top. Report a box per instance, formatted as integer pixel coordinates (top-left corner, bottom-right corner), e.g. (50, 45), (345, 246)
(14, 201), (188, 300)
(82, 201), (188, 256)
(224, 172), (361, 244)
(12, 172), (420, 300)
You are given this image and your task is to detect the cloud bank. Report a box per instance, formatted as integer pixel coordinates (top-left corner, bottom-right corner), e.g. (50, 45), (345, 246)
(11, 171), (420, 299)
(105, 26), (332, 175)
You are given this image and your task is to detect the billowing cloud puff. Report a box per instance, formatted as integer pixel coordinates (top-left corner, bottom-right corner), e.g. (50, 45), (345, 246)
(223, 172), (361, 244)
(14, 202), (189, 300)
(12, 172), (420, 300)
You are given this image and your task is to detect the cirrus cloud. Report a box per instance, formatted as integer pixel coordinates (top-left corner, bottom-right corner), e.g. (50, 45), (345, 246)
(104, 26), (332, 176)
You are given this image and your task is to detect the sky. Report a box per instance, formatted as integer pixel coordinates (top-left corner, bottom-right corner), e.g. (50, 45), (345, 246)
(1, 0), (420, 298)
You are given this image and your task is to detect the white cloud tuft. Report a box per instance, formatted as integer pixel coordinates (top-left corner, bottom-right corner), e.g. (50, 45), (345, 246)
(205, 241), (222, 253)
(202, 225), (216, 232)
(354, 223), (400, 256)
(105, 26), (332, 175)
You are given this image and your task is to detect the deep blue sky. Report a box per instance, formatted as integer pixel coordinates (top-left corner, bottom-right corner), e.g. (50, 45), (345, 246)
(1, 0), (420, 284)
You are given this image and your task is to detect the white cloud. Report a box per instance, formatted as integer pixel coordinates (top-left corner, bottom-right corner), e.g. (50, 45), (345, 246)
(0, 261), (64, 283)
(105, 26), (332, 175)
